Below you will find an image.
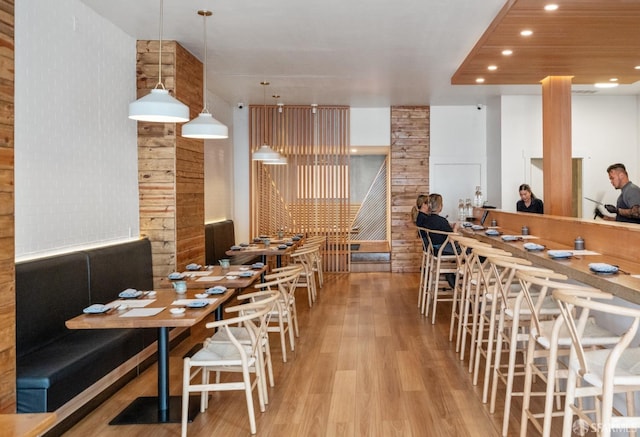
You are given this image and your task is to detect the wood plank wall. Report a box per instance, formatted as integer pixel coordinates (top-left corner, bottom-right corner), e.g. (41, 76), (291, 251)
(390, 106), (429, 273)
(0, 0), (13, 413)
(136, 41), (204, 289)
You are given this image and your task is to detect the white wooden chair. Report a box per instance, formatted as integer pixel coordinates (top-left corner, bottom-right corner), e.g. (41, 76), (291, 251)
(291, 246), (318, 307)
(240, 267), (303, 363)
(554, 288), (640, 437)
(181, 291), (279, 436)
(517, 272), (619, 437)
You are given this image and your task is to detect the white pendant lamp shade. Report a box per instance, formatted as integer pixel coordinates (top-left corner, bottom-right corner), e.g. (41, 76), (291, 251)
(252, 144), (281, 161)
(128, 0), (189, 123)
(263, 155), (288, 165)
(129, 89), (190, 123)
(182, 112), (229, 138)
(181, 10), (229, 139)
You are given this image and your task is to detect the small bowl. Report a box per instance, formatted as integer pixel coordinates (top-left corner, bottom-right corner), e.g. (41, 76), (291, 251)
(170, 307), (185, 315)
(195, 293), (208, 299)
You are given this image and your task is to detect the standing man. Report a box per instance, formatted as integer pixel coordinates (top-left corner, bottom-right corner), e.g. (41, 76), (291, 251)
(598, 163), (640, 223)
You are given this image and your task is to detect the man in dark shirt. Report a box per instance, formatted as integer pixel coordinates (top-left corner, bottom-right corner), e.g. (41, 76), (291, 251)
(598, 163), (640, 223)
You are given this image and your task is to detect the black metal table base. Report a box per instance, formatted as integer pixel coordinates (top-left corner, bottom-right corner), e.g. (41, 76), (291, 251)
(109, 395), (200, 425)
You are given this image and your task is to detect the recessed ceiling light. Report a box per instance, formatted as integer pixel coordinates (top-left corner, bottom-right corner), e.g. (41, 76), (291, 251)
(351, 148), (358, 153)
(594, 82), (619, 88)
(488, 65), (497, 71)
(476, 78), (485, 83)
(502, 49), (513, 56)
(609, 78), (618, 82)
(544, 4), (559, 11)
(635, 65), (640, 70)
(520, 29), (533, 37)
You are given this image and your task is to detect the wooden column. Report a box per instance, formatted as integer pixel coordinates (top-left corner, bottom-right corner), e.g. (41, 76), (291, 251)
(0, 0), (14, 413)
(390, 106), (429, 273)
(541, 76), (573, 216)
(136, 41), (205, 289)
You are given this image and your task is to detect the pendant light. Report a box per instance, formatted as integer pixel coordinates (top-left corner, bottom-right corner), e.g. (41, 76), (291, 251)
(181, 10), (228, 139)
(129, 0), (189, 123)
(264, 94), (287, 165)
(252, 81), (281, 161)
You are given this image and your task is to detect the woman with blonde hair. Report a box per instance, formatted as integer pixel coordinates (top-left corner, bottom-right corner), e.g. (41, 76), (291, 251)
(419, 193), (459, 288)
(411, 193), (429, 224)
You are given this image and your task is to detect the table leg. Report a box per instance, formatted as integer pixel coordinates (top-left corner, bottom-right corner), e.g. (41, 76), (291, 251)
(109, 327), (199, 425)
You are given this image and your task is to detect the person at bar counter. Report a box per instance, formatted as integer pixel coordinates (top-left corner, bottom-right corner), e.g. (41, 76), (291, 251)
(516, 183), (544, 214)
(595, 163), (640, 223)
(411, 193), (430, 228)
(418, 193), (459, 288)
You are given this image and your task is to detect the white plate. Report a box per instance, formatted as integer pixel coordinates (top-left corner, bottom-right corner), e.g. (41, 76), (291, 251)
(170, 307), (185, 314)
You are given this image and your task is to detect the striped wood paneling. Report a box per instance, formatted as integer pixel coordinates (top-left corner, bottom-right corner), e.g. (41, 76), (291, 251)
(137, 41), (204, 289)
(0, 0), (13, 413)
(390, 106), (429, 273)
(250, 106), (350, 272)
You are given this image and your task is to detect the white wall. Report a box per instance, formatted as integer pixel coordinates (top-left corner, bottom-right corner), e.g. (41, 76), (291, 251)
(204, 90), (234, 222)
(430, 106), (487, 220)
(15, 0), (139, 260)
(501, 95), (639, 217)
(232, 107), (251, 242)
(350, 107), (390, 146)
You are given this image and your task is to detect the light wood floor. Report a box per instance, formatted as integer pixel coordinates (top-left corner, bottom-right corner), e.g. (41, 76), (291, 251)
(63, 272), (560, 437)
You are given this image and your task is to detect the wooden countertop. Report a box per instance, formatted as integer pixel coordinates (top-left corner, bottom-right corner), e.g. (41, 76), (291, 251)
(464, 226), (640, 305)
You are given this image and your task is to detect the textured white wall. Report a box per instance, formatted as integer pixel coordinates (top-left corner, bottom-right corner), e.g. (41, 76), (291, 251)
(350, 107), (390, 146)
(204, 89), (234, 223)
(15, 0), (139, 260)
(430, 106), (487, 220)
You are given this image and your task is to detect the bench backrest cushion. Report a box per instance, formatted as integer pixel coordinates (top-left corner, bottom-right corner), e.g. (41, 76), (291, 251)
(84, 238), (153, 304)
(15, 252), (90, 357)
(205, 220), (236, 265)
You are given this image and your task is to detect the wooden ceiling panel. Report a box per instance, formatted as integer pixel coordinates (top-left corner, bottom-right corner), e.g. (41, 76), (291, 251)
(452, 0), (640, 86)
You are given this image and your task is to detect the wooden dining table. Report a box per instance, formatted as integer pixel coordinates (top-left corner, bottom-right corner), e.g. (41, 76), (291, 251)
(225, 237), (303, 267)
(463, 226), (640, 305)
(1, 412), (56, 437)
(65, 287), (237, 425)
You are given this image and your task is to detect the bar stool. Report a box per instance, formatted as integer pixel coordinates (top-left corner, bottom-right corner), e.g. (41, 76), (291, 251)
(471, 253), (532, 401)
(423, 229), (458, 324)
(554, 288), (640, 437)
(447, 234), (491, 346)
(460, 245), (513, 371)
(517, 272), (619, 437)
(417, 226), (433, 312)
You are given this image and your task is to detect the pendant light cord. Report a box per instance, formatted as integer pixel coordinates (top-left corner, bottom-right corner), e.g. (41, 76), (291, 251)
(202, 13), (209, 113)
(156, 0), (165, 90)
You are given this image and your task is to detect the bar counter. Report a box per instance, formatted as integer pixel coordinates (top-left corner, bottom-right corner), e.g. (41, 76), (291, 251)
(466, 208), (640, 305)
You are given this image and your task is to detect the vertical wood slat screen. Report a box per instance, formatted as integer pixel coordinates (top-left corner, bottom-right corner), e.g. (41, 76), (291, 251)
(250, 105), (350, 272)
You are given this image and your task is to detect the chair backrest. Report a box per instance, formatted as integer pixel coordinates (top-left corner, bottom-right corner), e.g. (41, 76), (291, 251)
(552, 288), (637, 379)
(515, 271), (595, 337)
(206, 292), (279, 357)
(424, 228), (456, 258)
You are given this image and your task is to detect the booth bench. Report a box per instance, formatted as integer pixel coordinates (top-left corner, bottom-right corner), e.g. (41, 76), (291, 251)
(15, 238), (157, 426)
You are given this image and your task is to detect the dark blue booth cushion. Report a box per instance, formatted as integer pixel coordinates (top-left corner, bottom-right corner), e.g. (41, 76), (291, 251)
(17, 329), (141, 412)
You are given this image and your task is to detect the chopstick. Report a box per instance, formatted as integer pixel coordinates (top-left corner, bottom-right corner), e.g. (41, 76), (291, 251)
(613, 266), (631, 275)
